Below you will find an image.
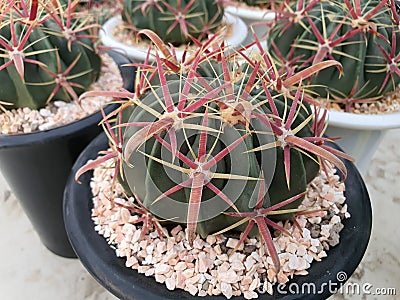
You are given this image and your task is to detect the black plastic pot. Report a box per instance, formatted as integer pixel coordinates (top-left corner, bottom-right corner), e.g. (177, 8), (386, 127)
(0, 51), (136, 258)
(64, 132), (372, 299)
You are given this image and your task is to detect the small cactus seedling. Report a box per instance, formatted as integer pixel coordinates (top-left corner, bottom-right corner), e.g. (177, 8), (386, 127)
(122, 0), (225, 45)
(77, 33), (352, 271)
(0, 0), (101, 110)
(268, 0), (400, 112)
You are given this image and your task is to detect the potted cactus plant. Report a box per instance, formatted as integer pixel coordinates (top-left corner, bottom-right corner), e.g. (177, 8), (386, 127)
(267, 0), (400, 174)
(64, 34), (372, 298)
(100, 0), (248, 61)
(0, 0), (134, 257)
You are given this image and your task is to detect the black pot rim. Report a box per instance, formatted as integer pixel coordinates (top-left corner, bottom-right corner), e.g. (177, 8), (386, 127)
(64, 132), (372, 300)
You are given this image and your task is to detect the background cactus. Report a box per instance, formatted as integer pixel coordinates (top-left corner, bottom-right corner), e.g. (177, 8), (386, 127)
(267, 0), (400, 112)
(0, 0), (101, 110)
(59, 0), (122, 24)
(77, 33), (351, 270)
(122, 0), (225, 45)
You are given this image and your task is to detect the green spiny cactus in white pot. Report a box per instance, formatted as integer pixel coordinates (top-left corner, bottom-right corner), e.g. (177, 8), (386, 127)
(65, 31), (372, 298)
(0, 0), (133, 257)
(100, 0), (248, 61)
(267, 0), (400, 174)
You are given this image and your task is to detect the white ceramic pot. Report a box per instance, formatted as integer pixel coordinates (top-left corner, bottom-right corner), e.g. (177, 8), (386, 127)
(225, 5), (275, 42)
(100, 13), (248, 62)
(325, 110), (400, 175)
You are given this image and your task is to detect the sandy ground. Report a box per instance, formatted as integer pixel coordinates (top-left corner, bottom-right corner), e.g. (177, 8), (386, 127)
(0, 126), (399, 299)
(0, 171), (117, 300)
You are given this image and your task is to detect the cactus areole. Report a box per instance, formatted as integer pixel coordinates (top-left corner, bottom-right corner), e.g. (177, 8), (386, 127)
(268, 0), (400, 109)
(0, 0), (101, 110)
(122, 0), (224, 45)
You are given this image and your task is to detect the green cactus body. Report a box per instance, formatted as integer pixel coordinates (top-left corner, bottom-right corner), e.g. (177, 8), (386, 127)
(122, 0), (224, 45)
(121, 78), (319, 238)
(59, 0), (119, 25)
(268, 0), (400, 99)
(44, 18), (101, 87)
(0, 22), (56, 109)
(0, 12), (100, 110)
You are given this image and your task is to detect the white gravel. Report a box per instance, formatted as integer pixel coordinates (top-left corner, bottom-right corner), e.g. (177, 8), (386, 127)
(89, 158), (350, 299)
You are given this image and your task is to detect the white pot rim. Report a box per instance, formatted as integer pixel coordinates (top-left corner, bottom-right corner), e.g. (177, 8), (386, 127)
(327, 109), (400, 130)
(100, 13), (248, 61)
(225, 5), (275, 21)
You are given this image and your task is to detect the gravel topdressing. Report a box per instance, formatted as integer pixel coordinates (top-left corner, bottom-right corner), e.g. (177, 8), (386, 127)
(88, 158), (350, 299)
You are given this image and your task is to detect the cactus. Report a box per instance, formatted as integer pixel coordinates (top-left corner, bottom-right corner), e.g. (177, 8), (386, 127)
(267, 0), (400, 112)
(122, 0), (224, 45)
(0, 0), (101, 110)
(76, 32), (352, 271)
(59, 0), (122, 24)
